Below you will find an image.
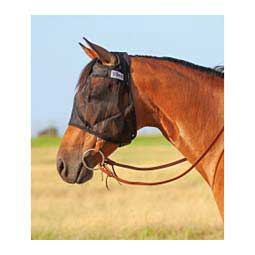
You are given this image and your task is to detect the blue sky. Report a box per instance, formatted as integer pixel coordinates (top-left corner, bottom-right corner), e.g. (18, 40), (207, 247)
(31, 15), (224, 136)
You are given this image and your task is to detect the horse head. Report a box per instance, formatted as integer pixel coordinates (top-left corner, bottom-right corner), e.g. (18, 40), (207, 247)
(57, 38), (140, 184)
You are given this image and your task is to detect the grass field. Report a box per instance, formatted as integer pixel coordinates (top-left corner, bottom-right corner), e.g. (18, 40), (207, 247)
(31, 135), (223, 240)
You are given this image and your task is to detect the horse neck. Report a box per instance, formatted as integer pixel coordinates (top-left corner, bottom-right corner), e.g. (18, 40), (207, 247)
(131, 56), (224, 186)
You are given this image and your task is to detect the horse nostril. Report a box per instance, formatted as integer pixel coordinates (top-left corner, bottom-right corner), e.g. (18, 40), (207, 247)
(57, 158), (65, 173)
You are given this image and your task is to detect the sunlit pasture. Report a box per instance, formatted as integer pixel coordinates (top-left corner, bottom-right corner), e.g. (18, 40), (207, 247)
(31, 135), (223, 240)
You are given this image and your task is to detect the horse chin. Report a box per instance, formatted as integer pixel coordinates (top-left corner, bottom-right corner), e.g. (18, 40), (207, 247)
(75, 166), (94, 184)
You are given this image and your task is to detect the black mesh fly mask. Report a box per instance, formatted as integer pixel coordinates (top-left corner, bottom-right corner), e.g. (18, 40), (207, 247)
(69, 52), (137, 146)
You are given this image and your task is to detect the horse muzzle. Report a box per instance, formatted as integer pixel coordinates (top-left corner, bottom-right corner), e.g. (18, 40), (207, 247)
(56, 157), (94, 184)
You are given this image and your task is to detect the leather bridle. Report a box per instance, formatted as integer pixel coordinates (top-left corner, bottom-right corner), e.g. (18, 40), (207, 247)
(82, 127), (224, 189)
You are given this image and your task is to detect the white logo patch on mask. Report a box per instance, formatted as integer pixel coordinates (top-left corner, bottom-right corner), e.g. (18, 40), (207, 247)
(110, 70), (124, 81)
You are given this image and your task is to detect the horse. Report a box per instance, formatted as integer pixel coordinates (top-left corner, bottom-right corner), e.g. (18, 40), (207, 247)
(57, 38), (224, 220)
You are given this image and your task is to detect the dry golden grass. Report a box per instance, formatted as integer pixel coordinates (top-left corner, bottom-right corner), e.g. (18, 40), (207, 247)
(31, 136), (223, 240)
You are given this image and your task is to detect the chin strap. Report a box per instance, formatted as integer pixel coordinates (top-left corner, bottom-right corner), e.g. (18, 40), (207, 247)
(98, 127), (224, 189)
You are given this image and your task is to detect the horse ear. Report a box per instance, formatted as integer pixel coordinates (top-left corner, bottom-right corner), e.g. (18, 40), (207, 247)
(79, 42), (98, 60)
(83, 37), (117, 66)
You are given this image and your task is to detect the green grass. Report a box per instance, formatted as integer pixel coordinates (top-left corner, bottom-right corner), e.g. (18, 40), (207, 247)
(131, 134), (170, 147)
(31, 226), (223, 240)
(31, 134), (170, 148)
(31, 136), (61, 148)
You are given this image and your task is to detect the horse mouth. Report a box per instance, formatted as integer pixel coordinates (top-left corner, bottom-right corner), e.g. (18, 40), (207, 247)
(57, 157), (94, 184)
(75, 163), (93, 184)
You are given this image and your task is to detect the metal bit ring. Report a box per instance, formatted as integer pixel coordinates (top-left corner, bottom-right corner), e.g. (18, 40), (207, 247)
(82, 149), (105, 171)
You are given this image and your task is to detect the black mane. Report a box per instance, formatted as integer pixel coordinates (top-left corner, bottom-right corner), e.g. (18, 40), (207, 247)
(132, 55), (224, 78)
(76, 58), (97, 91)
(77, 54), (224, 91)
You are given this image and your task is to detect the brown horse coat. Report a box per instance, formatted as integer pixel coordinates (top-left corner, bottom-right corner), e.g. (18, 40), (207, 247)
(57, 39), (224, 220)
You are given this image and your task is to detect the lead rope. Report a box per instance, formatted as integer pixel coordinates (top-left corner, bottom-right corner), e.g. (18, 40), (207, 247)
(99, 127), (224, 189)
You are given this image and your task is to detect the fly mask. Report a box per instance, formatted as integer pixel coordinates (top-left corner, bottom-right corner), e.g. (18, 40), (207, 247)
(69, 52), (137, 146)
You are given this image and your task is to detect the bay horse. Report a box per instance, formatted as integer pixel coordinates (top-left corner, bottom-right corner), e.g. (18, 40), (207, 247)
(57, 38), (224, 220)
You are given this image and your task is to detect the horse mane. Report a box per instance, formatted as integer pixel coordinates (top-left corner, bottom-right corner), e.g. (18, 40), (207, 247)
(77, 55), (224, 91)
(132, 55), (224, 78)
(76, 58), (97, 91)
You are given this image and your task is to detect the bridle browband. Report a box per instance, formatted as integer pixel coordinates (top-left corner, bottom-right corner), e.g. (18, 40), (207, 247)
(83, 127), (224, 189)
